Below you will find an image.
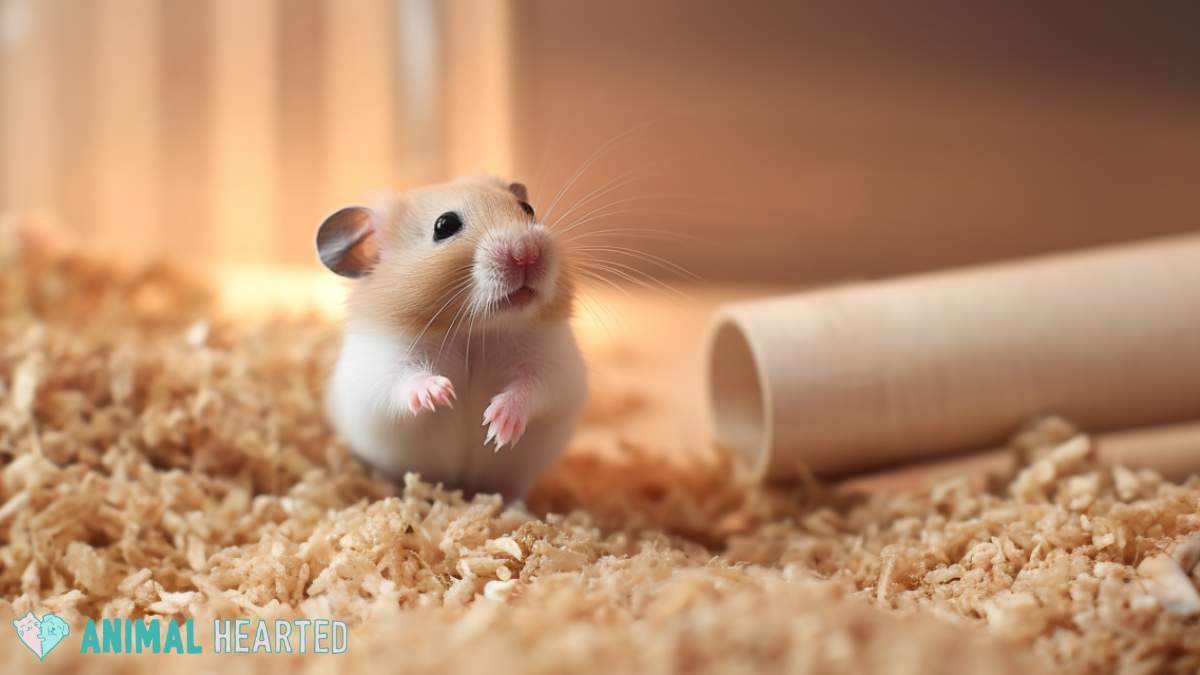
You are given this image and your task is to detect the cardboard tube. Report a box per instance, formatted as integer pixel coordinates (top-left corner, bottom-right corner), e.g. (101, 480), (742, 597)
(837, 421), (1200, 493)
(707, 235), (1200, 481)
(1098, 421), (1200, 483)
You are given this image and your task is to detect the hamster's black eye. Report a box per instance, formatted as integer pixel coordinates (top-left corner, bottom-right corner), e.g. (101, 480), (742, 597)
(433, 212), (463, 242)
(519, 201), (535, 219)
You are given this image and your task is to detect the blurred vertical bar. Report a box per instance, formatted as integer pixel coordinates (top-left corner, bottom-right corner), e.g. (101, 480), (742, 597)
(211, 0), (277, 263)
(93, 0), (161, 255)
(2, 0), (455, 264)
(47, 0), (96, 237)
(0, 0), (56, 218)
(277, 0), (326, 265)
(323, 0), (398, 212)
(442, 0), (513, 178)
(393, 0), (443, 185)
(161, 0), (211, 260)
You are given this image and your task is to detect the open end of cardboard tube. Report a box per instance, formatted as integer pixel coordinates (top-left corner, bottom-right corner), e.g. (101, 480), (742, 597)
(707, 316), (772, 479)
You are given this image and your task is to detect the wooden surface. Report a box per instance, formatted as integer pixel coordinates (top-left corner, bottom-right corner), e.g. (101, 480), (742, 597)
(512, 1), (1200, 283)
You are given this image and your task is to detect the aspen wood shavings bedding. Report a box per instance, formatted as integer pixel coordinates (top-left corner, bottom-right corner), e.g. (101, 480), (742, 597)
(1, 234), (1199, 674)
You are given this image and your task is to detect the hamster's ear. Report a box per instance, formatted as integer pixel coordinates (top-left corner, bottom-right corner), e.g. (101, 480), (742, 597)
(507, 182), (528, 202)
(316, 206), (380, 278)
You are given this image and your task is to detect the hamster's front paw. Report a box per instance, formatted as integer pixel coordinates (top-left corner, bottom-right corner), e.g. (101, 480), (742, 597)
(483, 389), (529, 450)
(398, 374), (456, 415)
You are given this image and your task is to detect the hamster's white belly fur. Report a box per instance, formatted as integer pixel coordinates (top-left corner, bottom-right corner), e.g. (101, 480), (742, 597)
(326, 324), (586, 500)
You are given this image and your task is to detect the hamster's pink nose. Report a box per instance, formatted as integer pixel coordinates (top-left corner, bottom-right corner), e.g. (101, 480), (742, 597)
(507, 241), (541, 270)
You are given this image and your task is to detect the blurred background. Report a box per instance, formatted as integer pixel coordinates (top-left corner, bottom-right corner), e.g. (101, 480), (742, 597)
(1, 0), (1198, 282)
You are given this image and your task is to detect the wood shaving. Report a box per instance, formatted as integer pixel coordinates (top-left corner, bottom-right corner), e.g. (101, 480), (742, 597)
(1138, 555), (1200, 617)
(1, 233), (1198, 673)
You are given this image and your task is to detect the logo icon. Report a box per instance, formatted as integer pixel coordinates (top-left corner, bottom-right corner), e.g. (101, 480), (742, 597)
(12, 611), (71, 660)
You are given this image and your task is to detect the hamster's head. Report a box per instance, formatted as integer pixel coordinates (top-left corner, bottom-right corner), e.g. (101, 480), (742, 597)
(316, 175), (573, 332)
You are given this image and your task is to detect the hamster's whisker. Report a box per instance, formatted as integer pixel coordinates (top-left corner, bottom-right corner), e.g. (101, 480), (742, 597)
(571, 269), (644, 336)
(525, 100), (571, 216)
(557, 194), (734, 241)
(556, 197), (662, 234)
(561, 227), (706, 246)
(558, 208), (719, 249)
(410, 281), (470, 348)
(572, 286), (624, 342)
(554, 193), (700, 238)
(568, 261), (638, 295)
(405, 276), (474, 354)
(548, 160), (676, 230)
(570, 244), (701, 281)
(463, 298), (484, 374)
(436, 289), (479, 364)
(575, 257), (693, 301)
(555, 207), (650, 238)
(547, 164), (643, 227)
(580, 263), (670, 298)
(573, 266), (635, 300)
(436, 303), (468, 362)
(540, 119), (664, 224)
(414, 272), (473, 322)
(548, 170), (641, 231)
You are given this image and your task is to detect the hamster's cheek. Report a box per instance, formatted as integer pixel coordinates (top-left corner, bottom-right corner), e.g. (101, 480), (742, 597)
(417, 244), (480, 315)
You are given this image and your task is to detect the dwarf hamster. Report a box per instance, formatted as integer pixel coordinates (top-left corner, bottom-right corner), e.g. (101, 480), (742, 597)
(317, 175), (587, 500)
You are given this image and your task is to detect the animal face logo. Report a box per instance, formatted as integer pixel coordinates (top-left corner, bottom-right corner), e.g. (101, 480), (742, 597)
(12, 611), (71, 660)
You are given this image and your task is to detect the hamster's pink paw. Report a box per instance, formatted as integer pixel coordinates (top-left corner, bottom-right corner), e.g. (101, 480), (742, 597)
(401, 375), (456, 415)
(483, 390), (529, 450)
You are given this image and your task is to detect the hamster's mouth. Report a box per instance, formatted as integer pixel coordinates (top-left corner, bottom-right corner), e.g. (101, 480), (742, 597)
(499, 286), (536, 310)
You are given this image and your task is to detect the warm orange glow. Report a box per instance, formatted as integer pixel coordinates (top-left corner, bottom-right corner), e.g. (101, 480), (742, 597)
(213, 264), (349, 318)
